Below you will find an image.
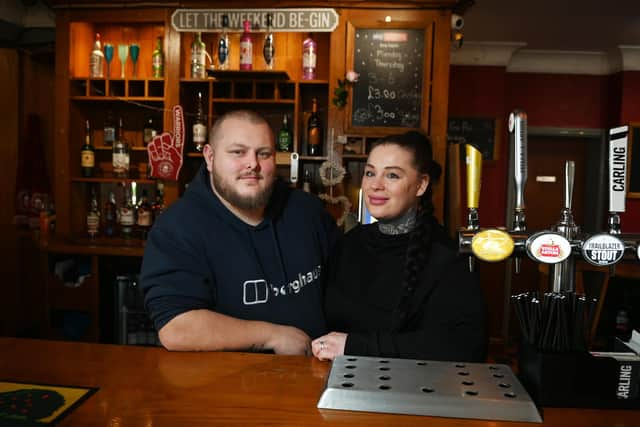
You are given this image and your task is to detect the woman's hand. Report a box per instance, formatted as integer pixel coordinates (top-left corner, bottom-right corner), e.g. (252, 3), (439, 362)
(312, 332), (347, 361)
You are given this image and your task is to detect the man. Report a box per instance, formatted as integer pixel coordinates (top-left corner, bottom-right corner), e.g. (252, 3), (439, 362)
(141, 110), (338, 354)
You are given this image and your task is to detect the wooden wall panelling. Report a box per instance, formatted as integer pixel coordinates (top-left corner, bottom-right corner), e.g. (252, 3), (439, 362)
(428, 9), (452, 223)
(0, 49), (19, 226)
(54, 11), (72, 234)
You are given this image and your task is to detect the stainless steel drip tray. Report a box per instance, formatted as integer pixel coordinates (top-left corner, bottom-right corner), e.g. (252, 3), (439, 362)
(317, 355), (542, 423)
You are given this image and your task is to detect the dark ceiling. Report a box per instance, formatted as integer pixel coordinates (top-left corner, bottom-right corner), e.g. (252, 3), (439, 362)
(463, 0), (640, 52)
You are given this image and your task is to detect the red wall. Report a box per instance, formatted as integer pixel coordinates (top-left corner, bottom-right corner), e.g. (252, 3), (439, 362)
(619, 70), (640, 230)
(449, 66), (509, 227)
(449, 66), (640, 231)
(449, 66), (640, 342)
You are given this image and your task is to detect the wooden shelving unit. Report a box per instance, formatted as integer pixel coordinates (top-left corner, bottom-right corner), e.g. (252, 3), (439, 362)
(48, 2), (454, 342)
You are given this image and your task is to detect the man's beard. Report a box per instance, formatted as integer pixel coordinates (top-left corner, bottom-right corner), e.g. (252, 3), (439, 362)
(211, 168), (274, 211)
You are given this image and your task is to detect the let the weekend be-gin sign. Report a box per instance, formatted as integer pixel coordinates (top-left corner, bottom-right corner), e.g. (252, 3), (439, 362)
(171, 8), (339, 33)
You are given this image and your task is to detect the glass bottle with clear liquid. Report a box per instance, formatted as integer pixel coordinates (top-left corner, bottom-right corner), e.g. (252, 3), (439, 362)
(191, 32), (207, 79)
(112, 117), (130, 177)
(263, 14), (275, 70)
(218, 15), (230, 70)
(89, 33), (104, 78)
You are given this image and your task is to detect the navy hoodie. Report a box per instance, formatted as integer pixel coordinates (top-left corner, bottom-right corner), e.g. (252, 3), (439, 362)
(141, 164), (338, 339)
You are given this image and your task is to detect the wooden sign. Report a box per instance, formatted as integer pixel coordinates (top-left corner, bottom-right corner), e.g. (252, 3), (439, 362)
(171, 8), (339, 32)
(349, 28), (424, 129)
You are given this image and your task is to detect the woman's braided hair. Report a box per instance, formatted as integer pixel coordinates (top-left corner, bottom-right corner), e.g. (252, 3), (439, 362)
(369, 131), (442, 329)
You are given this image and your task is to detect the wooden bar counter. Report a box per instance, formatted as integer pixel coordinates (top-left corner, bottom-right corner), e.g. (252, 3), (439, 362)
(0, 337), (637, 426)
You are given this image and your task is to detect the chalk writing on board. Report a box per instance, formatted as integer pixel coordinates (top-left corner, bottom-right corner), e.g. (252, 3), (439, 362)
(447, 117), (497, 161)
(351, 29), (424, 128)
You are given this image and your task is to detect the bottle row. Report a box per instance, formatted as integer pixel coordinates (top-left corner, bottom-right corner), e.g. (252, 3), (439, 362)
(189, 92), (322, 156)
(86, 19), (319, 79)
(80, 114), (162, 179)
(86, 182), (165, 240)
(187, 18), (317, 78)
(79, 93), (323, 176)
(90, 34), (164, 79)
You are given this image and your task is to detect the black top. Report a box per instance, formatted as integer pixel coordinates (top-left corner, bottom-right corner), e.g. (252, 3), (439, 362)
(141, 165), (339, 338)
(324, 222), (487, 362)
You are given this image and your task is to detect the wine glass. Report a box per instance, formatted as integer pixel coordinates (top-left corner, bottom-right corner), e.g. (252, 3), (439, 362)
(117, 44), (128, 78)
(104, 43), (114, 78)
(129, 43), (140, 78)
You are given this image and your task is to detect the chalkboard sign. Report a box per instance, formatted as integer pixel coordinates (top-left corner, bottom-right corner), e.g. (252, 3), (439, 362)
(350, 28), (424, 129)
(629, 125), (640, 195)
(447, 117), (499, 161)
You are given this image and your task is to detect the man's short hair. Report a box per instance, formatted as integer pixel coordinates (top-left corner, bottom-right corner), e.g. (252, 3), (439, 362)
(209, 110), (272, 147)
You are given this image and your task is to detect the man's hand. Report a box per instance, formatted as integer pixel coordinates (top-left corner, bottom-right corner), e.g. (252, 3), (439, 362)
(147, 105), (185, 180)
(266, 324), (312, 355)
(311, 332), (347, 361)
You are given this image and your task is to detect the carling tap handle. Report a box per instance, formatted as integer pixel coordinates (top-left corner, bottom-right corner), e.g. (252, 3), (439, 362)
(608, 125), (629, 214)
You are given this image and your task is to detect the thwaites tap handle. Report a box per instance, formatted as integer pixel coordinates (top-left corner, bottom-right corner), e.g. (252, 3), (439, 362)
(509, 110), (528, 212)
(466, 144), (482, 211)
(564, 161), (575, 211)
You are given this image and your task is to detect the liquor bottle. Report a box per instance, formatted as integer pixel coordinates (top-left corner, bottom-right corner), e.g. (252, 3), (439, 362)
(193, 91), (207, 152)
(307, 97), (322, 156)
(143, 115), (158, 147)
(151, 36), (164, 78)
(218, 15), (230, 70)
(277, 114), (292, 152)
(89, 32), (104, 78)
(87, 186), (100, 238)
(81, 120), (95, 177)
(302, 34), (317, 80)
(240, 20), (253, 71)
(136, 189), (152, 239)
(191, 32), (206, 79)
(112, 117), (130, 177)
(263, 14), (275, 70)
(152, 181), (165, 220)
(104, 109), (115, 146)
(103, 191), (117, 237)
(119, 184), (135, 239)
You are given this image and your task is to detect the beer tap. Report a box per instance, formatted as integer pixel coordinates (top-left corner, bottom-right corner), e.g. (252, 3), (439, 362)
(582, 125), (631, 276)
(550, 161), (580, 292)
(510, 110), (528, 274)
(465, 144), (482, 271)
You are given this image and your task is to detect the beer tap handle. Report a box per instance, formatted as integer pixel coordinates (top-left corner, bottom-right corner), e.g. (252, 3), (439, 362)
(466, 144), (482, 216)
(466, 144), (482, 272)
(509, 110), (527, 274)
(608, 125), (629, 233)
(564, 161), (575, 211)
(510, 110), (528, 214)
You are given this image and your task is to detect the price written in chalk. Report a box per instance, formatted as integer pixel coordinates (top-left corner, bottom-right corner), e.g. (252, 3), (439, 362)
(351, 28), (424, 128)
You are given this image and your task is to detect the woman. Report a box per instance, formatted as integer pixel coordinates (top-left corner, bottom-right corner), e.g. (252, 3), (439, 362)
(312, 131), (486, 362)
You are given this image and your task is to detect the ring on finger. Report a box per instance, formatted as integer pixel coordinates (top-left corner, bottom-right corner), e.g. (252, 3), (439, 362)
(319, 340), (326, 352)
